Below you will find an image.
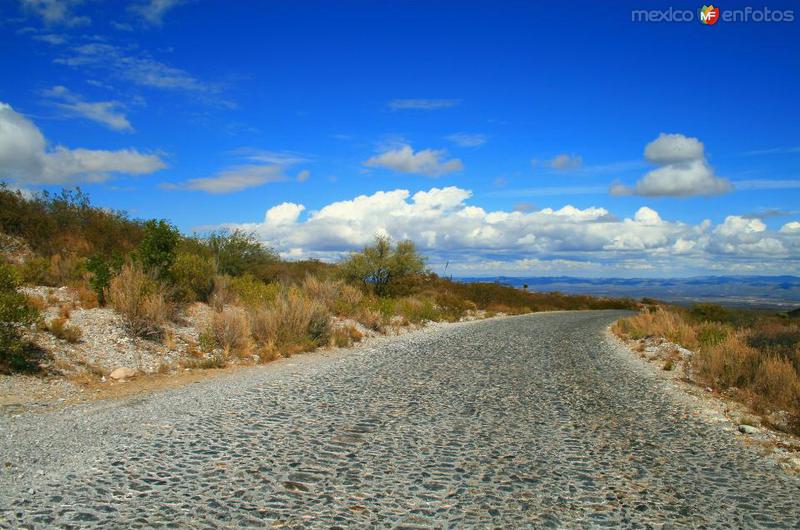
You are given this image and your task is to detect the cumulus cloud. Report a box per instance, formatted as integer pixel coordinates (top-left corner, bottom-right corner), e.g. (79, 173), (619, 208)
(0, 102), (164, 184)
(388, 99), (460, 110)
(163, 149), (310, 193)
(130, 0), (186, 26)
(20, 0), (90, 26)
(212, 186), (800, 274)
(363, 145), (463, 176)
(445, 133), (487, 147)
(611, 133), (732, 197)
(42, 86), (133, 132)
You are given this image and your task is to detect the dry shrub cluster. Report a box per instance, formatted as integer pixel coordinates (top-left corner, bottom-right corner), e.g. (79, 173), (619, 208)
(45, 317), (82, 343)
(614, 305), (800, 433)
(106, 263), (172, 339)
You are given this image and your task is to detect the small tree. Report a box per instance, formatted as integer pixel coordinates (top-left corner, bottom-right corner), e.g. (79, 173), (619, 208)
(137, 219), (180, 281)
(0, 262), (38, 371)
(205, 230), (279, 277)
(86, 253), (123, 305)
(339, 236), (425, 296)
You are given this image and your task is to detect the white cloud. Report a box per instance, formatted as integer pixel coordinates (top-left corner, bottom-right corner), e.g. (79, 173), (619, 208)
(549, 153), (582, 170)
(213, 186), (800, 274)
(611, 133), (732, 197)
(388, 99), (460, 110)
(445, 133), (486, 147)
(780, 221), (800, 233)
(130, 0), (186, 26)
(265, 203), (305, 225)
(164, 148), (309, 193)
(644, 133), (705, 164)
(0, 102), (164, 184)
(42, 86), (133, 132)
(20, 0), (90, 26)
(162, 165), (285, 194)
(363, 145), (463, 176)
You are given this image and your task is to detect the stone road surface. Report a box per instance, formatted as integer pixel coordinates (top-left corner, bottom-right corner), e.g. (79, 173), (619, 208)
(2, 310), (800, 529)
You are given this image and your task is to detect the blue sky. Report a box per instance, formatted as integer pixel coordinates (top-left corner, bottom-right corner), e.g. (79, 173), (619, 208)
(1, 0), (799, 277)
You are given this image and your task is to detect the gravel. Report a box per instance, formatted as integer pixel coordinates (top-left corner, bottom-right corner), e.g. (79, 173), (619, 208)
(1, 310), (799, 528)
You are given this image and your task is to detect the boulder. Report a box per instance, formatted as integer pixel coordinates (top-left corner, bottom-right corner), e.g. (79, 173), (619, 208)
(109, 367), (136, 380)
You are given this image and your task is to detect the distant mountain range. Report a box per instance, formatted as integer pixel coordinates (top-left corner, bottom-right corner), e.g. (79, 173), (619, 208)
(455, 276), (800, 310)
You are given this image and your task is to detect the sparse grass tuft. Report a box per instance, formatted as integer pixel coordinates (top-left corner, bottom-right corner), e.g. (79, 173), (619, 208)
(46, 317), (82, 343)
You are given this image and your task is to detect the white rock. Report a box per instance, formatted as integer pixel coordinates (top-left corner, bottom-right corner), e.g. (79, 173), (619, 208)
(738, 424), (759, 435)
(109, 367), (136, 380)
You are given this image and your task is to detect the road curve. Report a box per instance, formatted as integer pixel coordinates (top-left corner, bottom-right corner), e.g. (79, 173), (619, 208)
(2, 310), (799, 528)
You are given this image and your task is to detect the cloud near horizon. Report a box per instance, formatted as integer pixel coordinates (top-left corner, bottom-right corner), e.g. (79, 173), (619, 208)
(611, 133), (733, 197)
(212, 186), (800, 275)
(0, 102), (164, 184)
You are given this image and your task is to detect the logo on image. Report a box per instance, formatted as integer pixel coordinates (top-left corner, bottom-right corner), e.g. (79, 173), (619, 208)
(700, 5), (720, 24)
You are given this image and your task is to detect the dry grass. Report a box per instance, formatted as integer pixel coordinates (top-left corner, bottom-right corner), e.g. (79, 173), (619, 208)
(46, 317), (82, 343)
(302, 276), (364, 317)
(207, 306), (251, 357)
(331, 324), (364, 347)
(106, 263), (172, 339)
(249, 288), (330, 353)
(614, 304), (800, 434)
(25, 294), (47, 310)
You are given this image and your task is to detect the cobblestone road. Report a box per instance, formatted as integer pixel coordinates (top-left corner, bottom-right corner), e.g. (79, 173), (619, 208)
(2, 310), (799, 528)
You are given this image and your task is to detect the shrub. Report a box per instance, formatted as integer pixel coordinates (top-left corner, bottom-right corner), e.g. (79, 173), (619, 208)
(208, 306), (251, 356)
(302, 276), (364, 316)
(339, 236), (425, 297)
(332, 325), (364, 347)
(0, 262), (39, 371)
(229, 274), (280, 308)
(205, 230), (279, 278)
(85, 254), (121, 305)
(106, 263), (171, 339)
(46, 317), (82, 343)
(396, 296), (441, 323)
(19, 256), (50, 285)
(209, 275), (237, 310)
(137, 219), (180, 281)
(249, 288), (331, 352)
(696, 321), (732, 349)
(753, 357), (800, 410)
(171, 252), (217, 302)
(693, 331), (760, 389)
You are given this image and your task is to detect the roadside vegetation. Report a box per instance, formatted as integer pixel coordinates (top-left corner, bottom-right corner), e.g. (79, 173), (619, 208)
(613, 302), (800, 434)
(0, 183), (634, 374)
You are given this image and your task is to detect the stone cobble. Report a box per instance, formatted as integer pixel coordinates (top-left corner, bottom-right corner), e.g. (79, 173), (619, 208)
(1, 310), (799, 528)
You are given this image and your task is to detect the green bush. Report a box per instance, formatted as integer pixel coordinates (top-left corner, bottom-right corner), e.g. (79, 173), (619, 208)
(0, 262), (39, 371)
(86, 254), (122, 305)
(229, 274), (279, 308)
(339, 236), (425, 297)
(205, 230), (279, 278)
(137, 219), (180, 281)
(171, 252), (217, 302)
(696, 321), (732, 349)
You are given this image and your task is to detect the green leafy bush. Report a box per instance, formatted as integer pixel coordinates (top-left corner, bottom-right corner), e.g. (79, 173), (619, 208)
(206, 230), (279, 278)
(339, 236), (425, 297)
(171, 252), (217, 302)
(229, 274), (279, 308)
(137, 219), (180, 281)
(0, 262), (39, 371)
